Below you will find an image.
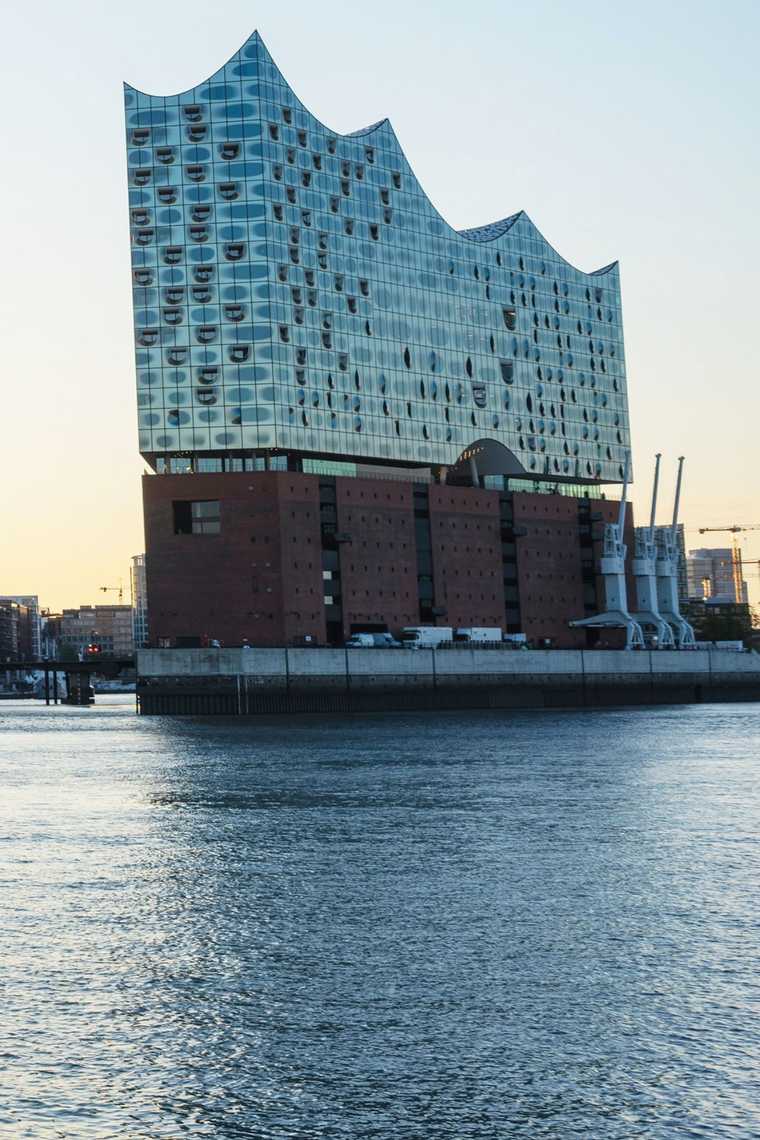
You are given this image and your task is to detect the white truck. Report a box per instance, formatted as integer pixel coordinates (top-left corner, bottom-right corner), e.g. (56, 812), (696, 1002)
(399, 627), (454, 649)
(454, 627), (503, 644)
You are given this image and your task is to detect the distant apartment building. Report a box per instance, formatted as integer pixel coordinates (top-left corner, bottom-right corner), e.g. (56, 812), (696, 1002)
(674, 524), (688, 605)
(58, 605), (135, 658)
(0, 595), (41, 658)
(686, 547), (748, 604)
(0, 598), (39, 661)
(0, 603), (20, 660)
(131, 554), (149, 649)
(40, 612), (62, 658)
(654, 524), (688, 605)
(684, 598), (753, 644)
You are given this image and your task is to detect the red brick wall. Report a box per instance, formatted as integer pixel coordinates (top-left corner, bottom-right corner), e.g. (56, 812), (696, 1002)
(513, 493), (588, 648)
(275, 476), (325, 643)
(143, 471), (633, 650)
(428, 486), (505, 630)
(143, 472), (325, 647)
(334, 479), (419, 636)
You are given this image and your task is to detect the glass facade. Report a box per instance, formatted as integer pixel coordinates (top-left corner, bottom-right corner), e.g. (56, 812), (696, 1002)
(125, 31), (630, 483)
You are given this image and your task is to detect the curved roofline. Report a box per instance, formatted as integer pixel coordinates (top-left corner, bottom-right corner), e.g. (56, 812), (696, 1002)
(125, 29), (618, 277)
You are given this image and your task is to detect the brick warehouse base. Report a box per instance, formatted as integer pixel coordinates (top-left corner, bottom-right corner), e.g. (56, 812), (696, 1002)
(136, 648), (760, 715)
(142, 471), (632, 650)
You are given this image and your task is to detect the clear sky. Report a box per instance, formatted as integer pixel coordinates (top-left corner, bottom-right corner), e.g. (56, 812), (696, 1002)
(2, 0), (759, 611)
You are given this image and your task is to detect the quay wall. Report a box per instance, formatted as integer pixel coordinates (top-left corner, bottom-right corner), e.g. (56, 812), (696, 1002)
(136, 648), (760, 716)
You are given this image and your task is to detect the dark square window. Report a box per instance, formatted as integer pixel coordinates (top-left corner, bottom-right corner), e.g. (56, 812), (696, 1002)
(173, 500), (221, 535)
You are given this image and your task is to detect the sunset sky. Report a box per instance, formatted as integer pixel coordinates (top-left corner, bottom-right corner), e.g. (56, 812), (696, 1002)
(2, 0), (758, 611)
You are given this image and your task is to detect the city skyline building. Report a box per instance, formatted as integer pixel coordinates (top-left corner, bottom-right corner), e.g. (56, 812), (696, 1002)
(673, 523), (688, 604)
(56, 605), (135, 659)
(130, 554), (149, 649)
(0, 595), (41, 659)
(126, 30), (630, 486)
(686, 546), (749, 604)
(0, 599), (36, 661)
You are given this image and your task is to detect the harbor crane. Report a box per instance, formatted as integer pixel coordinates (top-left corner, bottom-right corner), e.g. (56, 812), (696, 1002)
(697, 525), (760, 602)
(569, 453), (695, 648)
(653, 456), (695, 647)
(630, 453), (675, 646)
(569, 452), (645, 648)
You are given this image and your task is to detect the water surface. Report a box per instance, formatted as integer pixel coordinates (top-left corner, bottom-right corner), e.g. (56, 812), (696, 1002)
(1, 698), (758, 1138)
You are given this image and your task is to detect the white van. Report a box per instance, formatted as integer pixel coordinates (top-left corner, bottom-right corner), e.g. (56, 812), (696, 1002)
(399, 627), (453, 649)
(503, 633), (528, 647)
(346, 632), (401, 648)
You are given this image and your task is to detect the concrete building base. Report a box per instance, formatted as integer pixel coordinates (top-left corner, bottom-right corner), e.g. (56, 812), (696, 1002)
(137, 648), (760, 716)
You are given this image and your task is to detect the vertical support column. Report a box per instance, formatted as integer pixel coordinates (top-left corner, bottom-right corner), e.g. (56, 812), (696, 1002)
(44, 667), (50, 706)
(53, 669), (59, 705)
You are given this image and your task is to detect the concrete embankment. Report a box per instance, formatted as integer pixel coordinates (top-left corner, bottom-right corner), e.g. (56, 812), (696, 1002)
(136, 648), (760, 715)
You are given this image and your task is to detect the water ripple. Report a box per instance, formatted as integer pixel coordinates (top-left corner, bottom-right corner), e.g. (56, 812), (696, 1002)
(0, 698), (758, 1137)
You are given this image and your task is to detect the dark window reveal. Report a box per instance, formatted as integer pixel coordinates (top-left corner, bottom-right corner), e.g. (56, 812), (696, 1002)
(173, 500), (221, 535)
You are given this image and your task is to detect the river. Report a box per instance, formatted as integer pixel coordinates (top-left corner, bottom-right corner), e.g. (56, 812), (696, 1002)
(1, 697), (758, 1138)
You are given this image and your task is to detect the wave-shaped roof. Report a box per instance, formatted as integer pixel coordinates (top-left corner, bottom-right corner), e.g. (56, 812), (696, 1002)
(125, 30), (618, 278)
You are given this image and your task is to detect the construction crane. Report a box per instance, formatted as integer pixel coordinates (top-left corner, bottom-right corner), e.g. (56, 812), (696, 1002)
(697, 525), (760, 602)
(740, 560), (760, 582)
(100, 583), (125, 603)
